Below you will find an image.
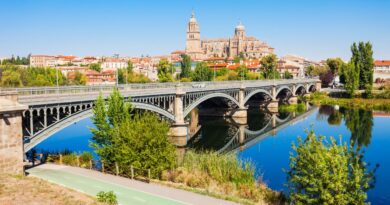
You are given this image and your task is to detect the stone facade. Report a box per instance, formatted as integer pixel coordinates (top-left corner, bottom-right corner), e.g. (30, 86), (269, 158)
(0, 94), (28, 174)
(185, 12), (274, 60)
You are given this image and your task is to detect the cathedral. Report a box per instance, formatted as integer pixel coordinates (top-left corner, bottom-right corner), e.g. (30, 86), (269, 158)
(185, 12), (275, 60)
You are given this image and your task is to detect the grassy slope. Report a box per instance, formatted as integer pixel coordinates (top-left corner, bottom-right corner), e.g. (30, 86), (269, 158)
(0, 174), (101, 205)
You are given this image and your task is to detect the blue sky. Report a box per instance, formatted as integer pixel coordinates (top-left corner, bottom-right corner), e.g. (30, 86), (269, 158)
(0, 0), (389, 61)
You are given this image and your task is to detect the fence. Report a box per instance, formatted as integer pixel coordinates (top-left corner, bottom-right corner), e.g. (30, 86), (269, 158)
(40, 153), (152, 183)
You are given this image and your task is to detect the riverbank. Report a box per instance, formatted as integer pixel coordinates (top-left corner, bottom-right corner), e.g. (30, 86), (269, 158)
(0, 173), (101, 205)
(308, 92), (390, 111)
(40, 151), (284, 205)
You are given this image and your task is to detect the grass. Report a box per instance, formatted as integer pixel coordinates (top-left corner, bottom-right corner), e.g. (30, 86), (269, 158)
(279, 103), (306, 113)
(160, 151), (285, 205)
(0, 174), (102, 205)
(308, 92), (390, 112)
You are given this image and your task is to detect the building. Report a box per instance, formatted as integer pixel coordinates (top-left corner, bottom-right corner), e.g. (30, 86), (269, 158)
(30, 55), (56, 67)
(30, 55), (78, 67)
(374, 60), (390, 81)
(101, 58), (128, 71)
(185, 12), (274, 60)
(374, 60), (390, 72)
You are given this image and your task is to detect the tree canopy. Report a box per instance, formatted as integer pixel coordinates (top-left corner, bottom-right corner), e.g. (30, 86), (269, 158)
(180, 54), (192, 79)
(192, 62), (212, 81)
(260, 54), (279, 79)
(90, 89), (176, 177)
(157, 59), (175, 82)
(287, 131), (377, 205)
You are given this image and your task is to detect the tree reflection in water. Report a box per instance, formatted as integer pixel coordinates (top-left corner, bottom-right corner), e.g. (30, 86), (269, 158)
(313, 106), (378, 201)
(318, 105), (374, 149)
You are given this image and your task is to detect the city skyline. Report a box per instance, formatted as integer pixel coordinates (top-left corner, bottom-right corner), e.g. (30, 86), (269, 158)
(1, 0), (389, 61)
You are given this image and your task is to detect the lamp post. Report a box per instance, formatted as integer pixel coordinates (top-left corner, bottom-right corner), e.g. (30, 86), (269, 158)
(213, 61), (216, 81)
(55, 64), (59, 87)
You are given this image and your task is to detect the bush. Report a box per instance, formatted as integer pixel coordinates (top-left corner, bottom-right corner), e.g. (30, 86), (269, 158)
(79, 152), (93, 168)
(96, 191), (118, 205)
(90, 90), (177, 178)
(181, 151), (255, 185)
(287, 131), (377, 205)
(62, 153), (78, 166)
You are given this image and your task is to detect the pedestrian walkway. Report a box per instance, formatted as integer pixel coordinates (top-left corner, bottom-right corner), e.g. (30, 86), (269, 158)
(27, 164), (237, 205)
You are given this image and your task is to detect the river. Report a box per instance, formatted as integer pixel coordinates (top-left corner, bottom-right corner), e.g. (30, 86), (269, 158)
(34, 105), (390, 204)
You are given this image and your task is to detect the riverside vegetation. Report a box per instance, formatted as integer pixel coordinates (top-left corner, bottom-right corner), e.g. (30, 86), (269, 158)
(84, 89), (378, 204)
(287, 131), (377, 205)
(308, 92), (390, 111)
(87, 89), (283, 204)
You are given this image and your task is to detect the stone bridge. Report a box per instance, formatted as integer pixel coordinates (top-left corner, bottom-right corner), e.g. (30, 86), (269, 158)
(0, 79), (320, 173)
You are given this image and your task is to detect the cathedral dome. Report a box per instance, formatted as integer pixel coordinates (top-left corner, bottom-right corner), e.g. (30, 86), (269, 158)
(235, 22), (245, 31)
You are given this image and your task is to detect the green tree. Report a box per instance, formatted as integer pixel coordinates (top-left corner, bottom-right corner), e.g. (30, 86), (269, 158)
(0, 70), (22, 87)
(283, 71), (293, 79)
(90, 89), (132, 164)
(126, 61), (133, 74)
(72, 71), (87, 85)
(326, 58), (345, 75)
(287, 131), (376, 205)
(192, 62), (212, 81)
(350, 42), (374, 97)
(236, 65), (248, 80)
(344, 62), (359, 97)
(157, 59), (175, 82)
(260, 54), (278, 79)
(233, 52), (246, 63)
(180, 54), (192, 78)
(89, 63), (102, 72)
(90, 89), (176, 177)
(117, 69), (125, 84)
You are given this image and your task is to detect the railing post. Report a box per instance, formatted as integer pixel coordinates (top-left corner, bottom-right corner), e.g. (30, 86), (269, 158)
(131, 165), (134, 179)
(59, 154), (63, 165)
(101, 162), (105, 173)
(89, 160), (92, 169)
(76, 156), (80, 167)
(115, 162), (119, 176)
(148, 169), (151, 181)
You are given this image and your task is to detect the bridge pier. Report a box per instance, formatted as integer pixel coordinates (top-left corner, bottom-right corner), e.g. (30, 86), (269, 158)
(169, 85), (189, 147)
(0, 93), (28, 174)
(267, 100), (279, 113)
(232, 83), (247, 118)
(238, 124), (246, 151)
(288, 96), (298, 105)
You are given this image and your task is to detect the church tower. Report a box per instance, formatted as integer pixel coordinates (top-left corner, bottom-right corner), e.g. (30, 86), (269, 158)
(185, 11), (203, 59)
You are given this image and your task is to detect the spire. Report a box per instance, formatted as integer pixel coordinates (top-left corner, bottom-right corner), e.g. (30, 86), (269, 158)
(189, 10), (197, 23)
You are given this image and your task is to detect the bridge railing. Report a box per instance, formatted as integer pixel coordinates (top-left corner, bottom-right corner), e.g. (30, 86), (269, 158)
(0, 79), (319, 96)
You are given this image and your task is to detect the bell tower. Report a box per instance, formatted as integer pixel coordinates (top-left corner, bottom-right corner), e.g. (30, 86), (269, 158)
(185, 11), (202, 59)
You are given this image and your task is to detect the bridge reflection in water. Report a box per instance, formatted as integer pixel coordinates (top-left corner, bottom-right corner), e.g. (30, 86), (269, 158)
(187, 106), (317, 153)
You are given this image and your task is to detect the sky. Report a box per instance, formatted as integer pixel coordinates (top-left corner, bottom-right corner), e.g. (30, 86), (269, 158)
(0, 0), (389, 61)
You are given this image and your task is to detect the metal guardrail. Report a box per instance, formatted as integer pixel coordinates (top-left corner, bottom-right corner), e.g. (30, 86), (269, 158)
(0, 79), (318, 96)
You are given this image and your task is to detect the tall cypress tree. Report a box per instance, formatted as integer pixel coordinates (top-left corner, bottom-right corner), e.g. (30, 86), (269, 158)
(180, 54), (192, 78)
(350, 42), (374, 96)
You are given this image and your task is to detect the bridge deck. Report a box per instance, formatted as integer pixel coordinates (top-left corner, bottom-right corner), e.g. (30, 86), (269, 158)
(0, 79), (319, 105)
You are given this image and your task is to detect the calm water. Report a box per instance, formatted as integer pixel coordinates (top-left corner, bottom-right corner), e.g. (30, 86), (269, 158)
(35, 106), (390, 204)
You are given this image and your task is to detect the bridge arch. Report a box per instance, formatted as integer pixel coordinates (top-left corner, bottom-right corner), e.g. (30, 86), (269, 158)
(275, 86), (292, 97)
(183, 92), (240, 117)
(24, 102), (175, 152)
(243, 89), (273, 104)
(295, 84), (307, 96)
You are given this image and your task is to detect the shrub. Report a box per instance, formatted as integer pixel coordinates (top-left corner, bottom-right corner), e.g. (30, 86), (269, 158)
(62, 153), (78, 166)
(96, 191), (118, 205)
(181, 151), (255, 186)
(287, 131), (377, 205)
(79, 152), (93, 168)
